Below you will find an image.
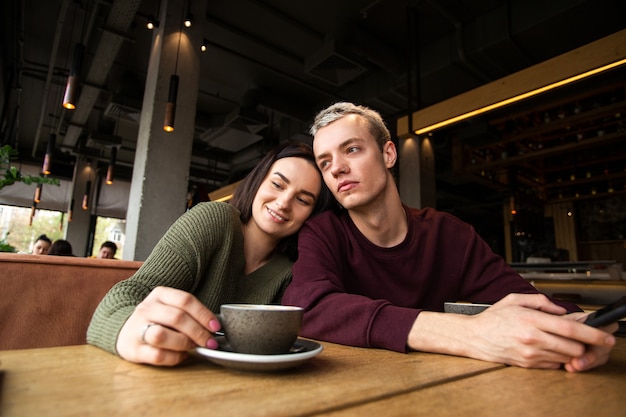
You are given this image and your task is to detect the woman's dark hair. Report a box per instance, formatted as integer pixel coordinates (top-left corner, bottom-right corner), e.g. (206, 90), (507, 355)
(229, 141), (334, 260)
(48, 239), (74, 256)
(36, 234), (52, 244)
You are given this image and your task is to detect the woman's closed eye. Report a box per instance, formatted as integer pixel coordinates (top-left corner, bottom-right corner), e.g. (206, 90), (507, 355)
(296, 195), (314, 206)
(271, 180), (285, 190)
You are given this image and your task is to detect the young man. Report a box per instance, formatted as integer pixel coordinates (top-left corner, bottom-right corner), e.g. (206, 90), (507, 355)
(97, 241), (117, 259)
(283, 102), (616, 372)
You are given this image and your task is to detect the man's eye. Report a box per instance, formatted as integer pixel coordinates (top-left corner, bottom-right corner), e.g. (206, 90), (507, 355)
(319, 161), (329, 170)
(347, 146), (359, 153)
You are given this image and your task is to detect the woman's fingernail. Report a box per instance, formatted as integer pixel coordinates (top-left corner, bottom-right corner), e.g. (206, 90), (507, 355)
(209, 319), (221, 332)
(206, 338), (219, 349)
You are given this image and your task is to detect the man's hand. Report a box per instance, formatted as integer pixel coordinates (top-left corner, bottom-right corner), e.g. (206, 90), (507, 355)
(407, 293), (616, 371)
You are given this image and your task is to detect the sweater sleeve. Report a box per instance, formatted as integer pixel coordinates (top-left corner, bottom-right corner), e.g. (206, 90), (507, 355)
(283, 219), (419, 353)
(86, 202), (239, 354)
(283, 208), (581, 354)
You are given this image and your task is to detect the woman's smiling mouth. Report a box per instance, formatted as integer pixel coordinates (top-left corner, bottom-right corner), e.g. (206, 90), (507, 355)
(267, 207), (287, 222)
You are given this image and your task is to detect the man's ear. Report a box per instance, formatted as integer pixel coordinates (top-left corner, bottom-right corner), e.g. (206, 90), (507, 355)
(382, 140), (397, 168)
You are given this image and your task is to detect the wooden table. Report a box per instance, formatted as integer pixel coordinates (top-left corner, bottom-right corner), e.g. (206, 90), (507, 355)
(1, 339), (624, 417)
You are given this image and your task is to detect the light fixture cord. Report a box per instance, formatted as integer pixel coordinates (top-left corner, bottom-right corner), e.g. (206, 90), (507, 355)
(174, 0), (186, 75)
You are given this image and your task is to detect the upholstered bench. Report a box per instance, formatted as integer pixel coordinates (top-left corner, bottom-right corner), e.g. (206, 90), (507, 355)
(0, 253), (142, 350)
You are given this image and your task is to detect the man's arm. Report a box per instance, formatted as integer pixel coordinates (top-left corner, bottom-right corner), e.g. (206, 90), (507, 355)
(408, 293), (616, 371)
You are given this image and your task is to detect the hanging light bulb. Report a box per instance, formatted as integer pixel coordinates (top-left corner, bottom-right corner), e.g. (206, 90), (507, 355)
(62, 43), (85, 110)
(147, 0), (161, 29)
(82, 180), (91, 210)
(68, 198), (75, 222)
(146, 15), (159, 30)
(34, 183), (43, 203)
(42, 134), (56, 175)
(106, 147), (117, 185)
(164, 74), (179, 132)
(29, 202), (37, 226)
(183, 0), (192, 27)
(164, 4), (184, 133)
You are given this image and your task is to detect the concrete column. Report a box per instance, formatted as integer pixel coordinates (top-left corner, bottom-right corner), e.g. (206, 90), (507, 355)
(398, 135), (436, 209)
(123, 0), (206, 261)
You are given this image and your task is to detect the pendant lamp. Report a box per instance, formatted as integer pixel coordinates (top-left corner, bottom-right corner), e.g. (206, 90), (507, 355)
(163, 74), (179, 132)
(34, 183), (43, 204)
(164, 1), (186, 132)
(62, 43), (85, 110)
(42, 133), (56, 175)
(106, 147), (117, 185)
(82, 180), (91, 210)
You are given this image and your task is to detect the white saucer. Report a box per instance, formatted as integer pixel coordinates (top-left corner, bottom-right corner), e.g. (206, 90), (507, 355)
(194, 337), (323, 372)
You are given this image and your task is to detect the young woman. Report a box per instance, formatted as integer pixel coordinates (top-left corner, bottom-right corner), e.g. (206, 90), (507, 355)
(87, 142), (333, 366)
(32, 234), (52, 255)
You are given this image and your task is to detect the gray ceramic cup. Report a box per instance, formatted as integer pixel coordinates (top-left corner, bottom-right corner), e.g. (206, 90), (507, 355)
(218, 304), (304, 355)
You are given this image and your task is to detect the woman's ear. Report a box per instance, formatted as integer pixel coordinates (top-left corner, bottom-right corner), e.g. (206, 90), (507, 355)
(382, 140), (397, 169)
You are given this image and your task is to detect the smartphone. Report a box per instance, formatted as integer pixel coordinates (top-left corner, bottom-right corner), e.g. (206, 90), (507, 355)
(443, 302), (491, 315)
(583, 296), (626, 328)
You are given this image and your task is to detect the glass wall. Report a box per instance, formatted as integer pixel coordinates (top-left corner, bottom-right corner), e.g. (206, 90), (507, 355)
(0, 204), (125, 257)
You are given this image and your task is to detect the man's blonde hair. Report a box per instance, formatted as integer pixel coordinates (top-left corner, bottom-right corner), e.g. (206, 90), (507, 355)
(310, 102), (391, 150)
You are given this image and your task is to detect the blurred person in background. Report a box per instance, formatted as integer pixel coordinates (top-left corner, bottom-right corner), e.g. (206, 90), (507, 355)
(48, 239), (74, 256)
(31, 234), (52, 255)
(97, 241), (117, 259)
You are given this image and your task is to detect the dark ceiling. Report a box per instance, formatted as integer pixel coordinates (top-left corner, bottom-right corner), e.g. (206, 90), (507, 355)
(1, 0), (626, 225)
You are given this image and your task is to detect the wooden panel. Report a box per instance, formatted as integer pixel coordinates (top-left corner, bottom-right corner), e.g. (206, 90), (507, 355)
(397, 29), (626, 136)
(579, 241), (626, 266)
(324, 340), (626, 417)
(545, 202), (578, 261)
(0, 343), (503, 417)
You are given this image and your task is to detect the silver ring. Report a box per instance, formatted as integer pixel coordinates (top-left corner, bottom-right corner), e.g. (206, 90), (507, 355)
(140, 322), (157, 344)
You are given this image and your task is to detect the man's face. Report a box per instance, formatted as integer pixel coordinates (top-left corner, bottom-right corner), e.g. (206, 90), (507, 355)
(313, 114), (395, 211)
(98, 247), (115, 259)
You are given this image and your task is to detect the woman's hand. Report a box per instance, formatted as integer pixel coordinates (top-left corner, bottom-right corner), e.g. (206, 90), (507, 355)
(116, 286), (222, 366)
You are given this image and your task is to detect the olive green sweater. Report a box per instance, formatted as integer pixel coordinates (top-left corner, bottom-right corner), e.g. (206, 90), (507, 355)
(87, 202), (292, 355)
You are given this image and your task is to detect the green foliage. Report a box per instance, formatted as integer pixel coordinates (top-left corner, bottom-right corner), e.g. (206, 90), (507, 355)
(0, 233), (17, 252)
(0, 144), (60, 190)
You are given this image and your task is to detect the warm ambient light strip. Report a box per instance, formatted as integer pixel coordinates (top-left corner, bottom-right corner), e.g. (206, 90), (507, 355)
(415, 58), (626, 135)
(213, 194), (233, 202)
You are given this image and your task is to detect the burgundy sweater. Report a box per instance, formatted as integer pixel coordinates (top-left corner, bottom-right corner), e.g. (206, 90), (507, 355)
(283, 205), (579, 353)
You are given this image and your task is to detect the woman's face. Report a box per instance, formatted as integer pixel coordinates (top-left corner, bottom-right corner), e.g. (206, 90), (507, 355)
(33, 240), (51, 255)
(250, 157), (322, 241)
